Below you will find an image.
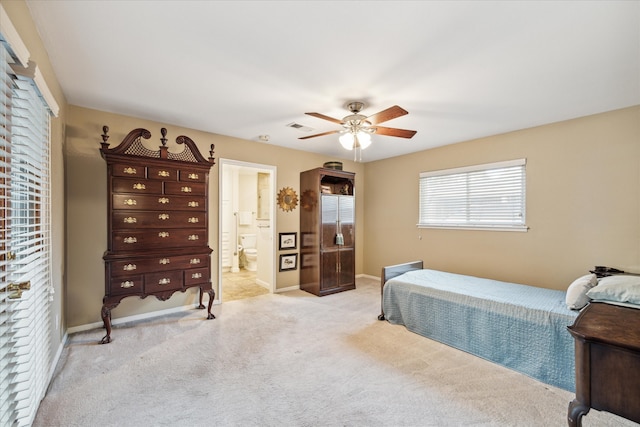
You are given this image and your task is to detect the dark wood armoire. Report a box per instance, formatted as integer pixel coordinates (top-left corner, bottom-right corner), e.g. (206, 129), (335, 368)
(299, 167), (355, 296)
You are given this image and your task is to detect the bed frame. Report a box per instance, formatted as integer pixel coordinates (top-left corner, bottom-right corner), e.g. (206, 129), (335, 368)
(378, 260), (423, 321)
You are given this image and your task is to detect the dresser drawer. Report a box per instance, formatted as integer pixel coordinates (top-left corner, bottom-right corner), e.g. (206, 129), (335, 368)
(110, 254), (210, 276)
(112, 177), (162, 194)
(147, 166), (178, 181)
(112, 229), (208, 251)
(184, 267), (210, 286)
(112, 194), (206, 211)
(112, 211), (206, 230)
(164, 181), (206, 196)
(145, 270), (183, 293)
(108, 275), (144, 295)
(179, 170), (206, 183)
(112, 163), (145, 178)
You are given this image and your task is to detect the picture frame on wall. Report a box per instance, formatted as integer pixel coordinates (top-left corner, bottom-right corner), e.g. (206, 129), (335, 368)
(279, 232), (297, 250)
(279, 253), (298, 271)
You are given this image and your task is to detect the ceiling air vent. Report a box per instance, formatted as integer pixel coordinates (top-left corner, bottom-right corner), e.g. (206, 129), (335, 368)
(286, 122), (314, 132)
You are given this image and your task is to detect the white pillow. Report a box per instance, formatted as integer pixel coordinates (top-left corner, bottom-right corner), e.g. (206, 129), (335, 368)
(586, 275), (640, 305)
(566, 274), (598, 310)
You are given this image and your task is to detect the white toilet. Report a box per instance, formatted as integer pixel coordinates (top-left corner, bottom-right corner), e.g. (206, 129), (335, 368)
(239, 234), (258, 271)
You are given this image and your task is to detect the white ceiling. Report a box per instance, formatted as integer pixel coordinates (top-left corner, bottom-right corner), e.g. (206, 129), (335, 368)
(26, 1), (640, 162)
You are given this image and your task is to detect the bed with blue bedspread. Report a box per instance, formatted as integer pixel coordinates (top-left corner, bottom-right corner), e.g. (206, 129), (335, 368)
(379, 261), (579, 391)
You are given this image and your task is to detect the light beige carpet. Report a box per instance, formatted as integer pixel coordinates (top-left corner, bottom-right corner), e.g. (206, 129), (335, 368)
(35, 277), (635, 426)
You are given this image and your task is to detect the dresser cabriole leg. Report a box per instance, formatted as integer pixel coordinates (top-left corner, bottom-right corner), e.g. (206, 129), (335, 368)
(100, 304), (112, 344)
(206, 289), (215, 319)
(568, 399), (589, 427)
(197, 286), (206, 309)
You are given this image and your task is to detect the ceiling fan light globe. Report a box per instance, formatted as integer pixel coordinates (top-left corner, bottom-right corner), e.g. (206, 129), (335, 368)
(357, 131), (372, 149)
(339, 133), (354, 150)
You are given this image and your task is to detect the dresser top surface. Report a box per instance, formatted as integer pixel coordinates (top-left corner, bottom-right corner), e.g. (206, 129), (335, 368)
(568, 302), (640, 351)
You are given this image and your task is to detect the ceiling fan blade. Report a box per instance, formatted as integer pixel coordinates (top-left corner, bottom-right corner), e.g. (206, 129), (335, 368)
(298, 130), (341, 140)
(305, 112), (344, 124)
(365, 105), (408, 125)
(372, 126), (417, 139)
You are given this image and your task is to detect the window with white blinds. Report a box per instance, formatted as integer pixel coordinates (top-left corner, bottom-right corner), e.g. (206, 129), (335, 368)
(418, 159), (528, 231)
(0, 38), (54, 427)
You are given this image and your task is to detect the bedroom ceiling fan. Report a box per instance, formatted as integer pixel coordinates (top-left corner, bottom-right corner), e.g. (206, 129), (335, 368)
(299, 102), (417, 159)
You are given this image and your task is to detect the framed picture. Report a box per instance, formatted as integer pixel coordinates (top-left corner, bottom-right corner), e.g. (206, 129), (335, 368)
(279, 253), (298, 271)
(279, 232), (297, 250)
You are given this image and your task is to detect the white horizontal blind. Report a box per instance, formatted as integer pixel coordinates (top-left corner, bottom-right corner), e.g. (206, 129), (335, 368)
(0, 40), (15, 427)
(0, 38), (53, 427)
(418, 159), (527, 231)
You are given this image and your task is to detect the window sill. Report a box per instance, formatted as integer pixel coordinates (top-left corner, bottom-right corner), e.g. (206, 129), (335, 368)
(417, 224), (529, 232)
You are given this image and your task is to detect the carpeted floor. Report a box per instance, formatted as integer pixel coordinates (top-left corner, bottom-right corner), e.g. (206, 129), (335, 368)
(35, 277), (635, 426)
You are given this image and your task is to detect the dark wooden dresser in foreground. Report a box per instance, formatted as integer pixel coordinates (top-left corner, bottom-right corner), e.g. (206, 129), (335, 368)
(99, 126), (216, 344)
(567, 301), (640, 426)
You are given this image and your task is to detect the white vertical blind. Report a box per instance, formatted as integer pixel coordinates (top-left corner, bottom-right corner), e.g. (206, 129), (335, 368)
(418, 159), (528, 231)
(0, 37), (53, 427)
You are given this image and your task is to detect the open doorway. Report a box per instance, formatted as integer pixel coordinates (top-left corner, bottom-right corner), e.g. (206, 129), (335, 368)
(219, 159), (276, 302)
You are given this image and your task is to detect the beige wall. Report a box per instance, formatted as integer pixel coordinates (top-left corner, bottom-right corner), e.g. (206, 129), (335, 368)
(2, 0), (68, 350)
(65, 106), (365, 327)
(363, 106), (640, 290)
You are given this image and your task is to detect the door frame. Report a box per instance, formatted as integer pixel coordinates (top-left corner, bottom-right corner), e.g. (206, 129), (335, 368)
(218, 158), (277, 301)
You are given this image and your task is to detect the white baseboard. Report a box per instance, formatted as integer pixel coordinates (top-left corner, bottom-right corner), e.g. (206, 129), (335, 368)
(256, 278), (270, 289)
(45, 331), (68, 392)
(357, 273), (380, 281)
(273, 275), (378, 294)
(66, 302), (219, 335)
(274, 285), (300, 293)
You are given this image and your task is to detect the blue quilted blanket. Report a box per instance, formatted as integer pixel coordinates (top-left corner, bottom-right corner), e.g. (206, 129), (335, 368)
(382, 269), (579, 391)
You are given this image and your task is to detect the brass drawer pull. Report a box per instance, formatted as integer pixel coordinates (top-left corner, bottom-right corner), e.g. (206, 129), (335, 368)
(158, 278), (171, 285)
(124, 199), (137, 206)
(159, 258), (170, 265)
(158, 213), (170, 220)
(188, 173), (199, 180)
(191, 273), (202, 279)
(181, 186), (192, 193)
(124, 237), (137, 244)
(188, 201), (199, 208)
(123, 167), (137, 175)
(158, 170), (170, 177)
(124, 217), (137, 224)
(190, 258), (200, 265)
(158, 232), (170, 238)
(158, 197), (170, 204)
(188, 234), (199, 241)
(123, 264), (137, 271)
(120, 281), (135, 289)
(188, 217), (199, 223)
(133, 183), (146, 190)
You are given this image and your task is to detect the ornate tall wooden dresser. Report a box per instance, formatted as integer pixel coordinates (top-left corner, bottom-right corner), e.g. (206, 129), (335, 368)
(99, 126), (216, 344)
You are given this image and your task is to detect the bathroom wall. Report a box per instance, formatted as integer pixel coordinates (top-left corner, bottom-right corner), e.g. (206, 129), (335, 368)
(237, 172), (258, 240)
